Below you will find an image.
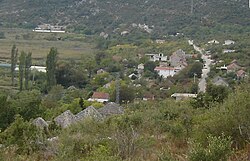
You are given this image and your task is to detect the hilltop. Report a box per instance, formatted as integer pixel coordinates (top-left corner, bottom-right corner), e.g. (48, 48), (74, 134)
(0, 0), (249, 36)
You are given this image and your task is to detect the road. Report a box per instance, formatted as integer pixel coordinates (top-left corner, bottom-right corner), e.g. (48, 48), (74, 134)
(192, 44), (212, 93)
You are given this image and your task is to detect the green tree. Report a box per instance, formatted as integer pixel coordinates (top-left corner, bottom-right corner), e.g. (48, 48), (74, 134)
(25, 52), (32, 90)
(46, 47), (58, 91)
(19, 51), (26, 91)
(10, 45), (18, 86)
(82, 56), (96, 78)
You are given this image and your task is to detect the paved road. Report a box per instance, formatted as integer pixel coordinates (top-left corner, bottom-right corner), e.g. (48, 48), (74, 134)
(192, 44), (212, 93)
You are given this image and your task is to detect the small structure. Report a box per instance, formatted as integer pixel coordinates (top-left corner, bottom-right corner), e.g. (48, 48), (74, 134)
(146, 53), (168, 62)
(137, 63), (144, 70)
(212, 76), (229, 87)
(128, 73), (138, 80)
(155, 39), (165, 44)
(171, 93), (197, 101)
(98, 102), (124, 117)
(54, 110), (75, 128)
(223, 40), (235, 45)
(208, 39), (219, 44)
(223, 49), (236, 54)
(88, 92), (109, 103)
(97, 69), (106, 75)
(154, 67), (179, 78)
(121, 31), (129, 36)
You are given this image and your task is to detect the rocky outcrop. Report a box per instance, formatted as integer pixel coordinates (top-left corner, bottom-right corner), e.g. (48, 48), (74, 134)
(33, 117), (49, 129)
(54, 110), (75, 128)
(75, 106), (103, 121)
(98, 102), (124, 117)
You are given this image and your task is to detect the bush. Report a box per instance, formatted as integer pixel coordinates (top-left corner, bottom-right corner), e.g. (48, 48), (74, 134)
(189, 135), (232, 161)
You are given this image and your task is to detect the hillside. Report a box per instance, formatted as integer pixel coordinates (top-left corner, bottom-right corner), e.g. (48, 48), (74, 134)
(0, 0), (249, 35)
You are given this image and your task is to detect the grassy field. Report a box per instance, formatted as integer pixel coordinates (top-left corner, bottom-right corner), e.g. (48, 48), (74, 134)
(0, 28), (96, 63)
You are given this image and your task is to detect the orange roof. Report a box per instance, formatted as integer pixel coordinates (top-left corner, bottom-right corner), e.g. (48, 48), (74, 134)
(92, 92), (109, 99)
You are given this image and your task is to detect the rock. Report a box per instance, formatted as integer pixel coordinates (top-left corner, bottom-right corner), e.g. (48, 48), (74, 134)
(54, 110), (75, 128)
(98, 102), (124, 117)
(75, 106), (102, 121)
(33, 117), (49, 129)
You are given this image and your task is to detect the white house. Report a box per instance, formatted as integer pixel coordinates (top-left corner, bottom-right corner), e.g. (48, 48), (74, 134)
(154, 67), (180, 78)
(223, 40), (235, 45)
(171, 93), (197, 101)
(208, 39), (219, 44)
(146, 53), (168, 62)
(223, 49), (236, 53)
(15, 66), (46, 73)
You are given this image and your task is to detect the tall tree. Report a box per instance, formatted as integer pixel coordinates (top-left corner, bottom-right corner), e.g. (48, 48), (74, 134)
(46, 47), (58, 91)
(24, 52), (32, 90)
(10, 45), (18, 86)
(19, 51), (26, 91)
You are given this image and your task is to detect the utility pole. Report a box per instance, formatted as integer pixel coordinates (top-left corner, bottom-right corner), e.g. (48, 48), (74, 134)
(115, 72), (120, 104)
(194, 73), (197, 83)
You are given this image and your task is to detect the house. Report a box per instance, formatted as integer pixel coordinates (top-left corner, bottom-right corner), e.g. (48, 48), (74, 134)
(137, 63), (144, 70)
(212, 76), (229, 87)
(154, 67), (180, 78)
(216, 65), (227, 71)
(188, 40), (194, 45)
(128, 73), (138, 80)
(208, 39), (219, 44)
(88, 92), (109, 103)
(98, 102), (124, 117)
(227, 63), (241, 73)
(155, 39), (165, 44)
(143, 94), (155, 101)
(97, 69), (106, 74)
(171, 93), (197, 101)
(223, 40), (235, 45)
(169, 49), (187, 67)
(121, 31), (129, 36)
(236, 70), (247, 79)
(223, 49), (236, 54)
(146, 53), (168, 62)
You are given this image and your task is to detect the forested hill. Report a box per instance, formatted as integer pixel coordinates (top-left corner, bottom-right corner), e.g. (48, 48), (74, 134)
(0, 0), (249, 34)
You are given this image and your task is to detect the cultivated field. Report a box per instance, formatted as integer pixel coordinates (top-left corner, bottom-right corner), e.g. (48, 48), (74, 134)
(0, 28), (96, 63)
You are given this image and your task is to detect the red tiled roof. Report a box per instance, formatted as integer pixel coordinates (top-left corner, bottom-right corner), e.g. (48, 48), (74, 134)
(92, 92), (109, 99)
(227, 63), (240, 70)
(236, 70), (245, 77)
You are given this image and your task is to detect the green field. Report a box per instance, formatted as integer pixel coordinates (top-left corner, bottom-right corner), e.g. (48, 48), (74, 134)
(0, 28), (96, 62)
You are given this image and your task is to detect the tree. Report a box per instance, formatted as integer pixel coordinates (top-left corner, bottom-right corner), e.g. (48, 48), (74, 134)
(11, 45), (18, 86)
(25, 52), (32, 90)
(46, 47), (58, 91)
(19, 51), (26, 91)
(144, 61), (157, 72)
(82, 56), (96, 78)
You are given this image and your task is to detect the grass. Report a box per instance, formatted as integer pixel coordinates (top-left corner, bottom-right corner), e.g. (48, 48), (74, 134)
(0, 28), (96, 62)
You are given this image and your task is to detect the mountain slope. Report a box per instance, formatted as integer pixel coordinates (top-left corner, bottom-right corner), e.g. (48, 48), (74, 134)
(0, 0), (249, 34)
